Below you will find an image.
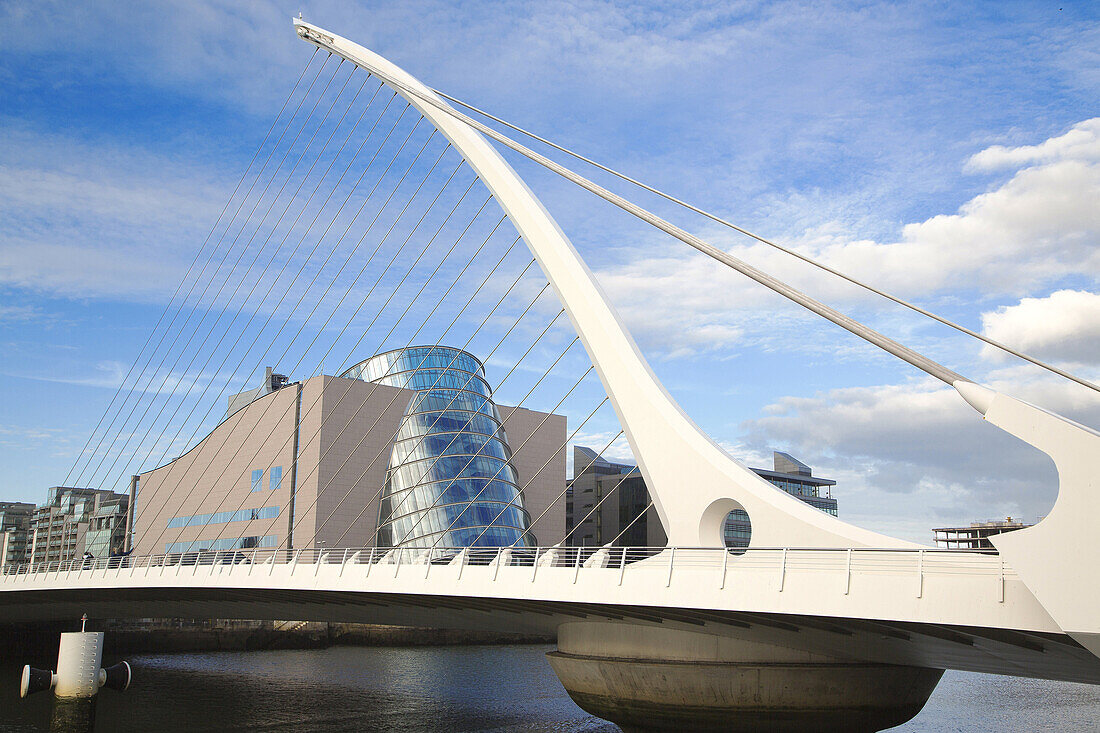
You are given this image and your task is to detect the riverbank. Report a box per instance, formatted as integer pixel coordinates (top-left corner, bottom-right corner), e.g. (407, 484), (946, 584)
(0, 620), (555, 659)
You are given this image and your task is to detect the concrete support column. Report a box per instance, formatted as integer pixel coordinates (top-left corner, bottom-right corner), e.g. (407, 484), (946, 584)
(547, 621), (943, 733)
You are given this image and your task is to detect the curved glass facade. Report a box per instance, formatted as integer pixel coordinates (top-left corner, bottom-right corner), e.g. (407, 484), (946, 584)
(341, 346), (535, 550)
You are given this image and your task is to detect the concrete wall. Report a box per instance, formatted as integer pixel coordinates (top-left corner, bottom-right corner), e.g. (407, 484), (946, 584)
(133, 385), (300, 555)
(498, 406), (567, 546)
(132, 376), (567, 554)
(313, 376), (409, 548)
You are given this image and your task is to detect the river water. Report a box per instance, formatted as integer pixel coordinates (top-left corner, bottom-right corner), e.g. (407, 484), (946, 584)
(2, 645), (1097, 732)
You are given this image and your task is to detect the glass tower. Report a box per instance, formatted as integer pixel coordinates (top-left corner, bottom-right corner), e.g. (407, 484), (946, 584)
(341, 346), (535, 550)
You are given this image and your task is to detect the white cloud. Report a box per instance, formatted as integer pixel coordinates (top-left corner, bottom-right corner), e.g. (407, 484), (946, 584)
(0, 303), (49, 325)
(981, 290), (1100, 364)
(595, 117), (1100, 357)
(815, 154), (1100, 295)
(0, 127), (224, 299)
(964, 118), (1100, 172)
(739, 371), (1100, 543)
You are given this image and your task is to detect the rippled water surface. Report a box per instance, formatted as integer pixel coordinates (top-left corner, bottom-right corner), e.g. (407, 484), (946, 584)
(2, 645), (1097, 732)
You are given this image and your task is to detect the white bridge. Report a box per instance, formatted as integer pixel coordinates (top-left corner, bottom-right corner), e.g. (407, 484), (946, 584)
(3, 19), (1098, 733)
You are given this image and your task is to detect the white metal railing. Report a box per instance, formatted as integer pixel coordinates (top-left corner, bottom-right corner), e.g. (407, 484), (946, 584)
(0, 545), (1010, 598)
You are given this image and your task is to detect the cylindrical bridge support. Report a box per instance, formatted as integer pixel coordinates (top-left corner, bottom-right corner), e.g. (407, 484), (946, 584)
(547, 621), (943, 733)
(20, 623), (132, 732)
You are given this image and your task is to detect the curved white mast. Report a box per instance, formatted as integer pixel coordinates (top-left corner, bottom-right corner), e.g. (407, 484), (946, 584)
(292, 19), (908, 550)
(293, 19), (1100, 654)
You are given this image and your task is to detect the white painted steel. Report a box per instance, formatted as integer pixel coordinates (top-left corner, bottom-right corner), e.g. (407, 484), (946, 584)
(291, 19), (906, 551)
(0, 546), (1056, 632)
(953, 381), (1100, 657)
(54, 632), (103, 698)
(4, 545), (1097, 681)
(288, 21), (1100, 661)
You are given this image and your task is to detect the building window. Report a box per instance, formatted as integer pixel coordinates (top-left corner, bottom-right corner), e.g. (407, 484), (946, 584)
(164, 535), (277, 554)
(269, 466), (282, 492)
(166, 506), (279, 529)
(251, 469), (264, 492)
(723, 509), (752, 551)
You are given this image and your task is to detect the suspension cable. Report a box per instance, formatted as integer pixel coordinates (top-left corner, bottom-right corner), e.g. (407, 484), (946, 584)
(76, 57), (349, 490)
(434, 89), (1100, 395)
(67, 52), (333, 489)
(61, 49), (321, 489)
(195, 192), (515, 552)
(120, 89), (402, 500)
(98, 73), (381, 493)
(144, 144), (471, 553)
(127, 98), (433, 542)
(323, 52), (1100, 394)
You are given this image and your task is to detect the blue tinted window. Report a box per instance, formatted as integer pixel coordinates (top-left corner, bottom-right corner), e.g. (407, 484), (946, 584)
(251, 469), (263, 492)
(164, 535), (277, 554)
(269, 466), (282, 492)
(167, 506), (278, 529)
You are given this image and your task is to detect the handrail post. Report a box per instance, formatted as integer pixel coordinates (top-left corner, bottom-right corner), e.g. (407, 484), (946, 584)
(778, 548), (787, 592)
(720, 547), (729, 590)
(666, 546), (676, 588)
(999, 555), (1005, 603)
(844, 548), (852, 595)
(394, 548), (403, 578)
(573, 546), (582, 584)
(366, 547), (376, 578)
(618, 546), (627, 587)
(916, 549), (924, 598)
(531, 548), (540, 583)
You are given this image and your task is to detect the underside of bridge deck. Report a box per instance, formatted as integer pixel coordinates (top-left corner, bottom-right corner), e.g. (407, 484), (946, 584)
(2, 585), (1097, 687)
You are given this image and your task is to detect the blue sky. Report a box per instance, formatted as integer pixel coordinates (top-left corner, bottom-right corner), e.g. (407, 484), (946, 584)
(1, 1), (1098, 544)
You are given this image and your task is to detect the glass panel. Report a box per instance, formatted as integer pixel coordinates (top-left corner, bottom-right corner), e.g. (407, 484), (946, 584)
(166, 506), (279, 529)
(345, 345), (532, 549)
(164, 535), (277, 554)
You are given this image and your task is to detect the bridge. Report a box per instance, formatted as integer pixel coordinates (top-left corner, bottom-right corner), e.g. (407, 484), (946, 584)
(3, 18), (1098, 733)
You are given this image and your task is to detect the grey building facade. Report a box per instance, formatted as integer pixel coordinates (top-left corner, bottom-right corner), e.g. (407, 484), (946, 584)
(0, 501), (35, 568)
(566, 449), (838, 548)
(133, 350), (566, 556)
(30, 487), (129, 563)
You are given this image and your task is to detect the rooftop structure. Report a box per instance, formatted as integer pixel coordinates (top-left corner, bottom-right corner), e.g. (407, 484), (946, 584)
(933, 518), (1034, 550)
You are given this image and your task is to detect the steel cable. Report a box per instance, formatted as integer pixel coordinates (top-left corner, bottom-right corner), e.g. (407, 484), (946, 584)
(139, 131), (462, 553)
(66, 52), (333, 489)
(60, 48), (321, 489)
(75, 57), (350, 490)
(96, 72), (380, 494)
(146, 155), (478, 553)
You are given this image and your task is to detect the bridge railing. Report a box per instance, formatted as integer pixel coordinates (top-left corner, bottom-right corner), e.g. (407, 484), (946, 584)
(1, 545), (1006, 589)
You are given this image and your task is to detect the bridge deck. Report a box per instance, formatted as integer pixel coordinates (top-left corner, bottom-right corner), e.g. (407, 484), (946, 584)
(3, 546), (1098, 684)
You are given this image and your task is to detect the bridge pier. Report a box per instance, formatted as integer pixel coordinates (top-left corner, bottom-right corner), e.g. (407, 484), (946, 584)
(546, 622), (943, 733)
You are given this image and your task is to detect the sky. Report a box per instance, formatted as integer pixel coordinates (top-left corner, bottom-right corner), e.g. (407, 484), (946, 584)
(1, 0), (1098, 545)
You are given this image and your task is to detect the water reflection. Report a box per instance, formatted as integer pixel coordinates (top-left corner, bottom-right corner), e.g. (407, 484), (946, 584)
(2, 644), (1097, 732)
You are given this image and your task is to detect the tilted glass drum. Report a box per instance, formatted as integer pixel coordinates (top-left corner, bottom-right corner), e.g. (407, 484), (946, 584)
(341, 346), (535, 550)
